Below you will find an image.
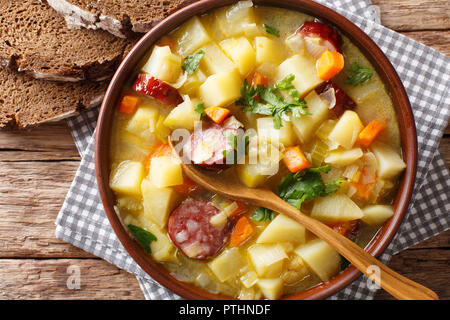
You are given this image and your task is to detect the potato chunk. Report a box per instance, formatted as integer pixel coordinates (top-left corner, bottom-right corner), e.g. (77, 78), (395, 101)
(110, 160), (145, 196)
(295, 239), (341, 282)
(254, 36), (284, 66)
(172, 16), (211, 56)
(125, 106), (159, 137)
(311, 194), (363, 223)
(257, 278), (283, 300)
(362, 205), (394, 226)
(276, 54), (323, 97)
(199, 42), (237, 75)
(248, 244), (287, 278)
(141, 46), (181, 83)
(148, 156), (183, 188)
(328, 110), (364, 149)
(163, 97), (202, 130)
(137, 217), (177, 262)
(370, 142), (406, 179)
(214, 1), (260, 38)
(324, 148), (364, 167)
(291, 90), (329, 143)
(141, 179), (181, 229)
(220, 37), (256, 76)
(257, 117), (297, 147)
(237, 139), (282, 187)
(257, 214), (306, 245)
(199, 69), (242, 108)
(208, 247), (244, 282)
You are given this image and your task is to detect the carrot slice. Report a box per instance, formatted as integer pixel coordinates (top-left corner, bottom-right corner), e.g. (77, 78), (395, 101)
(317, 50), (345, 81)
(250, 71), (268, 88)
(119, 94), (139, 114)
(357, 120), (386, 148)
(282, 146), (311, 173)
(228, 201), (249, 218)
(204, 106), (230, 124)
(173, 177), (201, 195)
(230, 216), (254, 247)
(351, 180), (377, 200)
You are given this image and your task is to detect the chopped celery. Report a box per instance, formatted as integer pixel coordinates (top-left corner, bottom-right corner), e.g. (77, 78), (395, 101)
(310, 140), (329, 167)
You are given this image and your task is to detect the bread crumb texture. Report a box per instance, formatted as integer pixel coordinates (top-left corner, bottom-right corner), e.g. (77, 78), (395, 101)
(0, 0), (134, 81)
(0, 67), (107, 129)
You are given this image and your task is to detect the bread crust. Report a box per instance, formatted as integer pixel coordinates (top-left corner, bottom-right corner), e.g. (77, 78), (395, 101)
(47, 0), (196, 38)
(0, 68), (107, 130)
(0, 0), (134, 82)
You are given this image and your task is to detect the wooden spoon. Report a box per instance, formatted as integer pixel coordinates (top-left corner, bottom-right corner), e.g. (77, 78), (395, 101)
(168, 138), (438, 300)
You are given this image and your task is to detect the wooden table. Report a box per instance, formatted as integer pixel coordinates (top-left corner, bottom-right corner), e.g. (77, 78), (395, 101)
(0, 0), (448, 300)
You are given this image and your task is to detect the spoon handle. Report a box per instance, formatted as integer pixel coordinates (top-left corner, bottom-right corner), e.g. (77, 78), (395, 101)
(262, 194), (438, 300)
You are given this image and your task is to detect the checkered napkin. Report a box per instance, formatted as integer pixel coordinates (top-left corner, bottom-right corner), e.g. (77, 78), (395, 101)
(57, 0), (450, 300)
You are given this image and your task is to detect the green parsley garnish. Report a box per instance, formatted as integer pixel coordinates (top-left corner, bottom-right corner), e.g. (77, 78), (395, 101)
(236, 74), (309, 129)
(278, 165), (344, 209)
(275, 74), (300, 100)
(182, 50), (205, 75)
(194, 102), (206, 118)
(252, 165), (344, 221)
(345, 62), (374, 86)
(264, 24), (280, 37)
(251, 207), (275, 222)
(128, 224), (157, 254)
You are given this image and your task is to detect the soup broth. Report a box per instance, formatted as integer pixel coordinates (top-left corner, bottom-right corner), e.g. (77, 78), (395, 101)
(108, 1), (406, 300)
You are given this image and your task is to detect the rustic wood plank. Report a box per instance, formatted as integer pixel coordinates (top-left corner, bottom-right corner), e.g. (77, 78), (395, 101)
(374, 248), (450, 300)
(0, 259), (144, 299)
(408, 230), (449, 249)
(400, 30), (450, 56)
(0, 161), (92, 258)
(372, 0), (450, 31)
(0, 123), (80, 161)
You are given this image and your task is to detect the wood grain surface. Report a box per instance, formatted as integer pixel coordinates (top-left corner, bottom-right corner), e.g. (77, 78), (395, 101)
(0, 1), (448, 300)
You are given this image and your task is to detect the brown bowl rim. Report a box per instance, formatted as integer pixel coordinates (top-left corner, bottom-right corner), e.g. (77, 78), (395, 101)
(95, 0), (417, 300)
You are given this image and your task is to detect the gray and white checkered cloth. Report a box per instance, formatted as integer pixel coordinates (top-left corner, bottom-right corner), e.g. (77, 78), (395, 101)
(57, 0), (450, 300)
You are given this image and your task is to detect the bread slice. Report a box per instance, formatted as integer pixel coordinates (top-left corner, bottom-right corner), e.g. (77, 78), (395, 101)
(47, 0), (195, 38)
(0, 67), (107, 129)
(0, 0), (134, 82)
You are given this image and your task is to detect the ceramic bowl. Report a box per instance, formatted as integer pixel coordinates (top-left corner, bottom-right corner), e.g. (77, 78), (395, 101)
(95, 0), (417, 300)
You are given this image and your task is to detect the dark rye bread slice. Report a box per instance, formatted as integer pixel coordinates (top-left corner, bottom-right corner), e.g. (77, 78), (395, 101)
(47, 0), (195, 38)
(0, 67), (107, 129)
(0, 0), (134, 82)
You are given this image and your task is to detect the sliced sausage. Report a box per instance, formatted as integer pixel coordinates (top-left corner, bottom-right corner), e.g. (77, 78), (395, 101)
(183, 123), (242, 170)
(298, 21), (342, 52)
(132, 74), (183, 106)
(168, 199), (233, 260)
(315, 82), (356, 118)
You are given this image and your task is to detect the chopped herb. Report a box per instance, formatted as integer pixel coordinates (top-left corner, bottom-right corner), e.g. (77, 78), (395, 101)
(264, 24), (280, 37)
(128, 224), (157, 254)
(182, 50), (205, 75)
(255, 165), (344, 219)
(251, 207), (275, 222)
(275, 74), (300, 100)
(278, 165), (344, 209)
(345, 62), (373, 86)
(194, 102), (206, 118)
(236, 75), (309, 129)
